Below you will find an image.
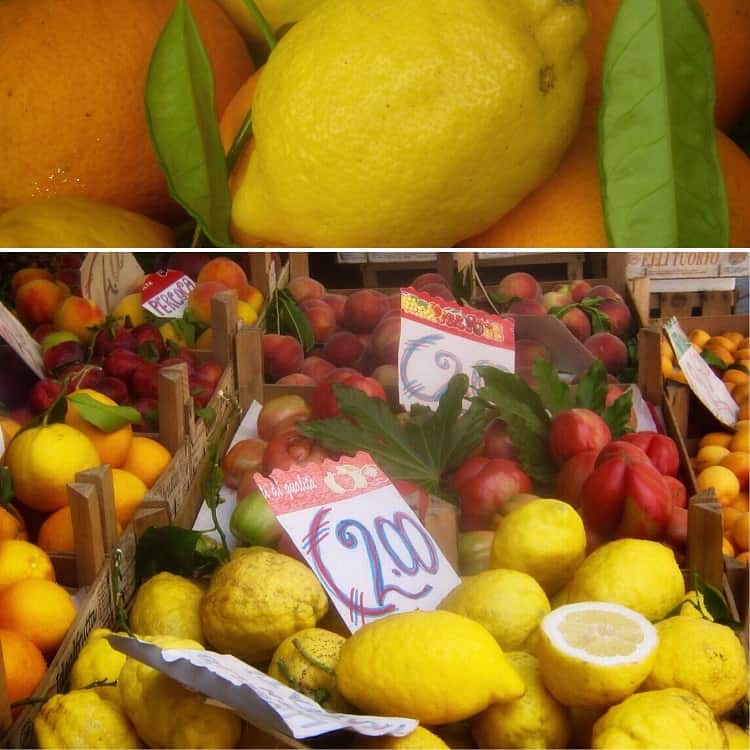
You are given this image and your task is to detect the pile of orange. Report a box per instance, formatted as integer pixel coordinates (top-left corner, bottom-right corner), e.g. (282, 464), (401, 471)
(692, 422), (750, 562)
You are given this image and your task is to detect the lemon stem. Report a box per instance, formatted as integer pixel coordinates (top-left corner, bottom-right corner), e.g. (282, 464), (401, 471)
(242, 0), (277, 51)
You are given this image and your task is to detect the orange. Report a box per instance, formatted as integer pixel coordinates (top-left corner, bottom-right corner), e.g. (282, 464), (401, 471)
(707, 335), (738, 353)
(696, 465), (741, 506)
(37, 506), (123, 554)
(0, 505), (23, 541)
(740, 338), (750, 351)
(65, 388), (132, 467)
(111, 469), (148, 527)
(731, 513), (749, 552)
(689, 329), (712, 350)
(721, 451), (750, 490)
(0, 578), (76, 653)
(702, 342), (734, 368)
(722, 506), (744, 534)
(195, 327), (214, 350)
(0, 539), (55, 590)
(457, 129), (750, 248)
(729, 428), (749, 454)
(740, 401), (749, 421)
(120, 436), (172, 489)
(5, 423), (100, 512)
(721, 331), (745, 348)
(724, 369), (749, 386)
(0, 0), (253, 222)
(737, 551), (750, 564)
(722, 536), (736, 557)
(692, 445), (730, 473)
(731, 492), (749, 512)
(699, 432), (733, 449)
(10, 268), (54, 297)
(0, 416), (20, 464)
(584, 0), (750, 128)
(0, 628), (47, 705)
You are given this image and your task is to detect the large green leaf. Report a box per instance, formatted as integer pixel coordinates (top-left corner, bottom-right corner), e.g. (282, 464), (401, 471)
(599, 0), (729, 247)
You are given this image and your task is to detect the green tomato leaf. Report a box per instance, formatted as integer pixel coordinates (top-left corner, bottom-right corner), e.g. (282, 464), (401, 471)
(601, 387), (634, 439)
(66, 393), (141, 432)
(532, 359), (571, 416)
(574, 360), (609, 413)
(145, 0), (233, 247)
(599, 0), (729, 247)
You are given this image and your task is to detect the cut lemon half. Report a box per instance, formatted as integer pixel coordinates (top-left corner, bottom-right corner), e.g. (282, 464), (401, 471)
(537, 602), (658, 710)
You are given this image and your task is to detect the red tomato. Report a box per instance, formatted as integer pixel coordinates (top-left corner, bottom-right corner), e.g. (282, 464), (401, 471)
(548, 408), (612, 466)
(262, 429), (330, 474)
(311, 372), (387, 419)
(620, 431), (680, 477)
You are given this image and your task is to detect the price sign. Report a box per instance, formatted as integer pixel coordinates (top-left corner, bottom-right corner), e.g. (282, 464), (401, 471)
(398, 288), (514, 409)
(0, 301), (44, 378)
(664, 317), (739, 428)
(254, 452), (461, 633)
(80, 252), (144, 312)
(141, 269), (196, 318)
(107, 636), (417, 740)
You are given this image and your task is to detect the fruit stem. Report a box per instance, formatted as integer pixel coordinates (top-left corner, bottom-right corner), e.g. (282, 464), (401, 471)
(242, 0), (277, 51)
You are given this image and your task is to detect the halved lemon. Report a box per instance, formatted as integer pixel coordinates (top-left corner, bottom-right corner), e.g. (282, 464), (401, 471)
(537, 602), (658, 710)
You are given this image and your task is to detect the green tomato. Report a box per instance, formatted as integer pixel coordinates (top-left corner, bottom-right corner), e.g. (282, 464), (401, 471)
(41, 330), (80, 353)
(230, 491), (283, 548)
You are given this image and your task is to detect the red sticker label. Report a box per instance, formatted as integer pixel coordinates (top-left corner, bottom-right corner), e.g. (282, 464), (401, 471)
(141, 270), (196, 318)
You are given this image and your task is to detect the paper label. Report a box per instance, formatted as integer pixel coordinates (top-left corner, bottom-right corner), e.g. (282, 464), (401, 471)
(626, 251), (749, 279)
(629, 384), (658, 432)
(141, 270), (196, 318)
(254, 452), (461, 632)
(80, 252), (144, 313)
(664, 317), (739, 427)
(398, 288), (515, 409)
(107, 636), (417, 740)
(0, 301), (44, 378)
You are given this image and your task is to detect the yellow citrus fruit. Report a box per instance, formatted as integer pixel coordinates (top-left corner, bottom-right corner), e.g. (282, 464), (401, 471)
(111, 292), (147, 327)
(723, 536), (736, 557)
(356, 726), (450, 749)
(129, 571), (205, 643)
(729, 428), (749, 454)
(0, 539), (55, 590)
(644, 616), (748, 716)
(739, 400), (749, 420)
(195, 328), (214, 350)
(230, 0), (588, 247)
(0, 0), (253, 222)
(0, 578), (76, 653)
(439, 568), (550, 652)
(69, 628), (128, 704)
(699, 432), (734, 449)
(592, 688), (726, 749)
(731, 492), (749, 512)
(159, 321), (188, 347)
(111, 468), (147, 527)
(337, 609), (525, 724)
(0, 628), (47, 704)
(693, 445), (731, 473)
(731, 513), (749, 552)
(722, 720), (750, 749)
(471, 651), (572, 749)
(236, 299), (259, 326)
(723, 506), (744, 534)
(0, 504), (23, 541)
(6, 423), (100, 512)
(65, 388), (133, 468)
(37, 506), (123, 555)
(721, 451), (749, 491)
(121, 436), (172, 488)
(696, 465), (741, 506)
(584, 0), (750, 129)
(565, 539), (685, 622)
(704, 342), (735, 368)
(724, 369), (749, 386)
(0, 417), (20, 464)
(489, 499), (586, 596)
(678, 590), (714, 621)
(708, 336), (738, 353)
(689, 329), (712, 349)
(537, 602), (659, 710)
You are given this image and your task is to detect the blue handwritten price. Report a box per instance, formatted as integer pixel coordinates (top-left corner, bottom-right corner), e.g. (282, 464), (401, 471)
(303, 507), (440, 627)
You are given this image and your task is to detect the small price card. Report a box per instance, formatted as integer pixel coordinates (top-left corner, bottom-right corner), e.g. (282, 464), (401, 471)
(107, 636), (417, 740)
(398, 288), (514, 409)
(664, 317), (739, 427)
(254, 452), (461, 633)
(141, 269), (197, 318)
(0, 301), (44, 378)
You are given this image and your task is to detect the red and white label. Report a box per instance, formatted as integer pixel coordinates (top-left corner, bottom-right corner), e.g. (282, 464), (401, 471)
(141, 270), (196, 318)
(254, 452), (461, 632)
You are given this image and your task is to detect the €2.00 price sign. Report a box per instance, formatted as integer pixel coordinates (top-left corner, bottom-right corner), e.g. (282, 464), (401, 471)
(254, 452), (461, 632)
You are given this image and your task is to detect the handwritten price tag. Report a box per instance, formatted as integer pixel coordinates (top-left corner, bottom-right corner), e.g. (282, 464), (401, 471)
(254, 452), (461, 632)
(107, 636), (417, 740)
(398, 288), (514, 409)
(141, 269), (196, 318)
(0, 301), (44, 378)
(664, 317), (739, 427)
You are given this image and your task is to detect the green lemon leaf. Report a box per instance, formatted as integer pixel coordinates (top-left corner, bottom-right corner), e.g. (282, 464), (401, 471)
(145, 0), (233, 247)
(599, 0), (729, 247)
(689, 570), (743, 631)
(532, 359), (571, 416)
(264, 289), (315, 352)
(0, 467), (14, 504)
(701, 349), (728, 370)
(66, 393), (141, 432)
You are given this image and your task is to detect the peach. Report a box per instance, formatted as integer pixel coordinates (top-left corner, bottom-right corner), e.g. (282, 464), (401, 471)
(411, 272), (446, 290)
(287, 276), (326, 303)
(584, 285), (623, 303)
(262, 334), (305, 382)
(166, 251), (213, 281)
(257, 394), (311, 441)
(237, 283), (264, 314)
(371, 364), (398, 390)
(52, 295), (105, 343)
(585, 332), (628, 374)
(11, 268), (54, 296)
(196, 256), (248, 290)
(420, 283), (455, 301)
(369, 315), (401, 367)
(275, 373), (317, 386)
(598, 299), (632, 337)
(507, 299), (546, 315)
(387, 293), (402, 311)
(542, 289), (573, 311)
(560, 306), (592, 342)
(186, 281), (230, 326)
(221, 438), (267, 489)
(515, 339), (551, 370)
(15, 279), (67, 326)
(320, 293), (347, 327)
(570, 280), (592, 302)
(343, 289), (389, 333)
(496, 271), (542, 301)
(483, 419), (518, 461)
(299, 299), (336, 344)
(301, 356), (336, 383)
(322, 331), (365, 368)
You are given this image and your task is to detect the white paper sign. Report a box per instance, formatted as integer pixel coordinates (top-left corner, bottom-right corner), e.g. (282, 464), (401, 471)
(398, 288), (515, 409)
(664, 317), (739, 427)
(0, 301), (44, 378)
(107, 636), (417, 740)
(254, 453), (461, 633)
